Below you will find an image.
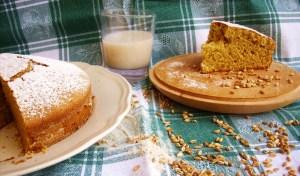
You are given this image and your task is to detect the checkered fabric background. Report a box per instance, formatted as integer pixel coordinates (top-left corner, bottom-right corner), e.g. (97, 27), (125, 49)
(1, 0), (300, 175)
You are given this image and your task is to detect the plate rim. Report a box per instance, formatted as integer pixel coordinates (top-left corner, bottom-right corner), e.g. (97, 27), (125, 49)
(1, 61), (132, 176)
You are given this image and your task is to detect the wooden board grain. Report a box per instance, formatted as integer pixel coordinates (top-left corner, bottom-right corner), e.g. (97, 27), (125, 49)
(149, 54), (300, 114)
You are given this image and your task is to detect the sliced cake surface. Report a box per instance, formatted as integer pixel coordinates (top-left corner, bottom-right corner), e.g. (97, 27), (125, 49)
(0, 83), (12, 129)
(0, 53), (93, 152)
(200, 21), (276, 73)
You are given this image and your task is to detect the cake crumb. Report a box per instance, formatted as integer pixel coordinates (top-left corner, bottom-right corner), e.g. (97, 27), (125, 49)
(132, 164), (141, 172)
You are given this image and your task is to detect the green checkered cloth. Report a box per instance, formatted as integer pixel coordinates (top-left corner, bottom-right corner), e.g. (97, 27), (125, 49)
(1, 0), (300, 175)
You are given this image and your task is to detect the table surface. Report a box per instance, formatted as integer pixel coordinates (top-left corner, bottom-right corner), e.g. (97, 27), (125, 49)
(0, 0), (300, 175)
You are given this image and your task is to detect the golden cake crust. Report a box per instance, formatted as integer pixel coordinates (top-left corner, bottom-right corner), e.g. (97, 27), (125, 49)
(27, 91), (93, 151)
(0, 53), (93, 152)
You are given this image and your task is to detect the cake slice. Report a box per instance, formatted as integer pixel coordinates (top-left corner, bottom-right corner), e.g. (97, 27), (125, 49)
(0, 53), (93, 152)
(200, 21), (276, 73)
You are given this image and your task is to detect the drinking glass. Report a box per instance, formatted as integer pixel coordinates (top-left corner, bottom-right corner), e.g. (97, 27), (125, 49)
(100, 9), (155, 83)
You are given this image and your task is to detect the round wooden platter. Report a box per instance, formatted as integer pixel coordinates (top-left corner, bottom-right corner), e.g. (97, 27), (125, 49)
(149, 54), (300, 114)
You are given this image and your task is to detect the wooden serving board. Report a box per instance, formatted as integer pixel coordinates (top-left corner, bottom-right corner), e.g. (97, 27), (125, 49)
(149, 54), (300, 114)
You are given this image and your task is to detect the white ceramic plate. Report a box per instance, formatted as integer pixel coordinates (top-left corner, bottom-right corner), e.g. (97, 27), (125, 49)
(0, 62), (132, 176)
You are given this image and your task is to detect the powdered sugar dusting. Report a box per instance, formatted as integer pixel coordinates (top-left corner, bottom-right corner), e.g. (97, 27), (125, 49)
(183, 78), (208, 89)
(213, 20), (269, 38)
(167, 61), (184, 69)
(0, 53), (29, 81)
(166, 70), (180, 78)
(1, 54), (91, 119)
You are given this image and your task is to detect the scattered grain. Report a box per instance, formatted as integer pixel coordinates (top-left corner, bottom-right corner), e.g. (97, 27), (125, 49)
(289, 72), (295, 76)
(285, 119), (300, 126)
(177, 151), (184, 158)
(287, 79), (293, 84)
(170, 160), (214, 176)
(234, 85), (240, 89)
(190, 139), (197, 144)
(214, 129), (221, 134)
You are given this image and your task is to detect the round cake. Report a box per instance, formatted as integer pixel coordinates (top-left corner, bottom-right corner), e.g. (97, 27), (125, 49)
(0, 53), (93, 152)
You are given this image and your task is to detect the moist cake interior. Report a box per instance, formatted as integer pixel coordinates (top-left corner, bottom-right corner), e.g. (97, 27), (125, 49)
(200, 21), (275, 73)
(0, 83), (13, 129)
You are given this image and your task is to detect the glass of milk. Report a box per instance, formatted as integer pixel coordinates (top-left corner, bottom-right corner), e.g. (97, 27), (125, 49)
(100, 9), (155, 83)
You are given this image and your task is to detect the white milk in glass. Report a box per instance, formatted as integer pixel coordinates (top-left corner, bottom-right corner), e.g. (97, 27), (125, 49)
(102, 30), (153, 69)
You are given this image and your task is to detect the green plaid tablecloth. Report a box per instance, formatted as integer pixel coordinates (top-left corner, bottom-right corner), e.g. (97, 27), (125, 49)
(1, 0), (300, 175)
